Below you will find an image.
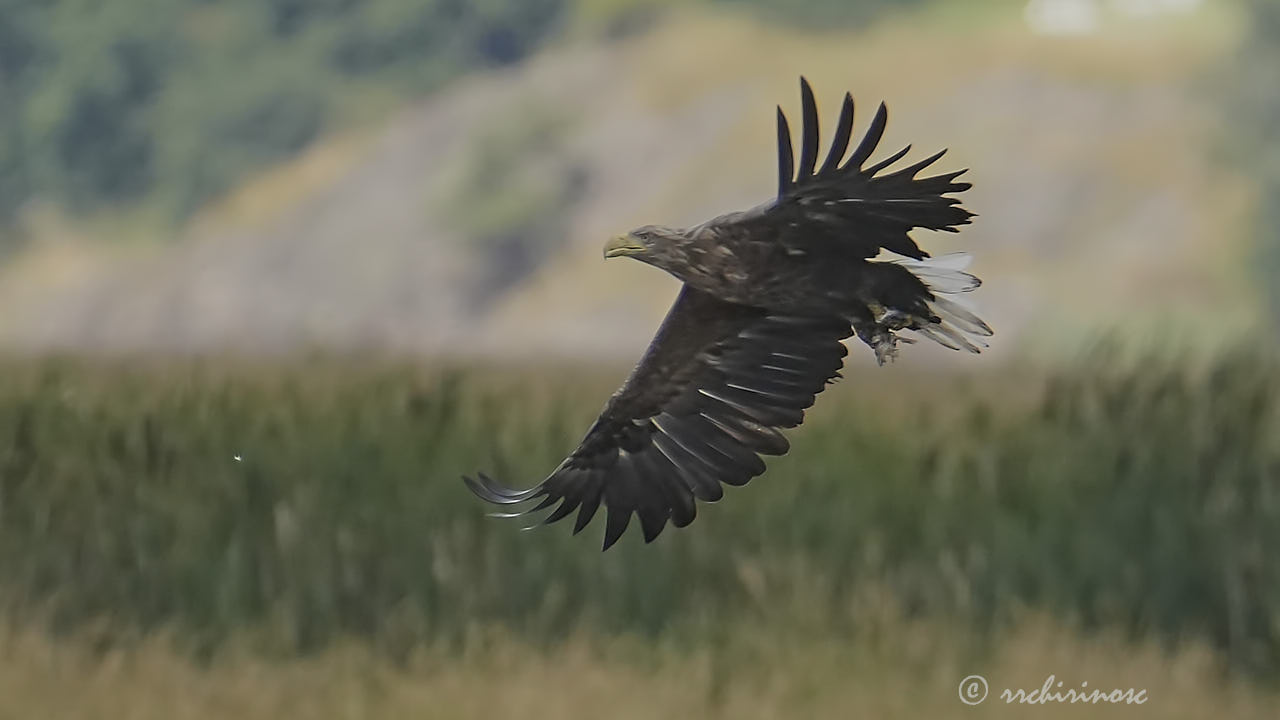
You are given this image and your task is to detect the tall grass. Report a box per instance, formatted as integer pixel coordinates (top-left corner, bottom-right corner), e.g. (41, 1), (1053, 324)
(0, 348), (1276, 675)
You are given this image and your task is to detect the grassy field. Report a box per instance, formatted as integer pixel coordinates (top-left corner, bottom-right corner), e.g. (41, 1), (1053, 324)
(2, 614), (1277, 719)
(0, 347), (1277, 713)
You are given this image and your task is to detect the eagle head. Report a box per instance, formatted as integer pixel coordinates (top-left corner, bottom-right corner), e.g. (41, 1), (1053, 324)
(604, 225), (684, 261)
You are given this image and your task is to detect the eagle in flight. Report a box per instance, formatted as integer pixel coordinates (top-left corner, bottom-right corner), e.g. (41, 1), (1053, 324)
(465, 78), (990, 550)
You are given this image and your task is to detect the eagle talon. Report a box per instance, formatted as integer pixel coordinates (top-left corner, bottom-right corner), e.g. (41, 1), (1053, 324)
(877, 308), (912, 330)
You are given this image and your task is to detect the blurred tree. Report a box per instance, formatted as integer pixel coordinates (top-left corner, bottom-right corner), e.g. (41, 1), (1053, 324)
(1232, 0), (1280, 329)
(23, 0), (180, 209)
(0, 0), (44, 230)
(0, 0), (566, 235)
(436, 101), (587, 307)
(712, 0), (929, 26)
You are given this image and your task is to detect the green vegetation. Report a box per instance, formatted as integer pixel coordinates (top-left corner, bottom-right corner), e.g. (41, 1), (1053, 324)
(0, 0), (567, 236)
(0, 349), (1276, 676)
(1231, 0), (1280, 327)
(711, 0), (930, 27)
(434, 100), (586, 301)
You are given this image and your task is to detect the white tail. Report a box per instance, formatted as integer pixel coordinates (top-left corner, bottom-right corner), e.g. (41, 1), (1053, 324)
(893, 252), (992, 353)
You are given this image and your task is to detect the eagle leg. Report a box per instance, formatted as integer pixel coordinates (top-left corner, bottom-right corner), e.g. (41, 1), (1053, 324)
(851, 313), (900, 366)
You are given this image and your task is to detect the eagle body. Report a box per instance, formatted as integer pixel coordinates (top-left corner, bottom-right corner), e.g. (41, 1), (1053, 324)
(631, 215), (927, 315)
(466, 79), (992, 550)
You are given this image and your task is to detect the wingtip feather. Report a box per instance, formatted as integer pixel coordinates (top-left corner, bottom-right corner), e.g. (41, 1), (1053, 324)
(776, 106), (795, 195)
(820, 92), (855, 175)
(797, 76), (820, 181)
(846, 101), (888, 170)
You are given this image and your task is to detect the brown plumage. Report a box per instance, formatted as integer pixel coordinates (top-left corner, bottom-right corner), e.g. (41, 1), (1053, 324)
(464, 77), (991, 550)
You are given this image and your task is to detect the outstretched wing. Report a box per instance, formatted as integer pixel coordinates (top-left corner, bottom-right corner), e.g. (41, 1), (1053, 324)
(762, 76), (974, 260)
(464, 286), (851, 550)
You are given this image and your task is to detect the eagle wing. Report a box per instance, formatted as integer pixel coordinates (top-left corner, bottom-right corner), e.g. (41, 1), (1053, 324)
(464, 286), (851, 550)
(739, 77), (974, 259)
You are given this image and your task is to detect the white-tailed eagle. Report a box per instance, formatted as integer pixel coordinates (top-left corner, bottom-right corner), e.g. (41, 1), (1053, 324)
(465, 78), (990, 549)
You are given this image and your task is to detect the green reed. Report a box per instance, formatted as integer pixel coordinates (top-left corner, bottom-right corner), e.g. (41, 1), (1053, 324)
(0, 349), (1275, 673)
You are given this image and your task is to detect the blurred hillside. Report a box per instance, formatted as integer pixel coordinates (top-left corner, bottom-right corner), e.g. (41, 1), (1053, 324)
(1231, 0), (1280, 327)
(0, 0), (1265, 359)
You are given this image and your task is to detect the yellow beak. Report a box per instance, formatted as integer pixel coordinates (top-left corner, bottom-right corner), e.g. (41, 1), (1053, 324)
(604, 233), (645, 259)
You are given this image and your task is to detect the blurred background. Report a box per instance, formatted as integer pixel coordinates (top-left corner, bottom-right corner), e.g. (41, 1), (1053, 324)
(0, 0), (1278, 717)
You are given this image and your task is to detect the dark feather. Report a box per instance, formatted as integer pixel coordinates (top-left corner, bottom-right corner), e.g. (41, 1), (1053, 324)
(738, 86), (971, 261)
(819, 93), (854, 175)
(543, 496), (578, 525)
(845, 102), (888, 171)
(602, 504), (631, 551)
(651, 431), (725, 501)
(776, 107), (794, 196)
(464, 287), (851, 549)
(573, 480), (603, 535)
(863, 144), (912, 176)
(797, 77), (820, 181)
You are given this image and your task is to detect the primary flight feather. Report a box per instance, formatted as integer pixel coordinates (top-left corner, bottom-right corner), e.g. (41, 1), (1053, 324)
(464, 77), (991, 550)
